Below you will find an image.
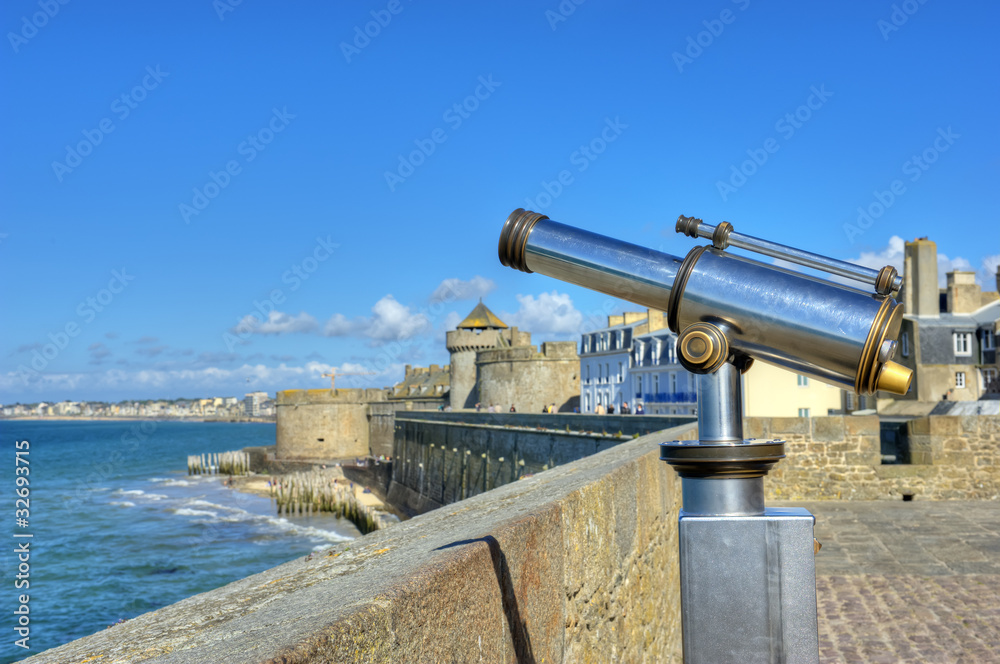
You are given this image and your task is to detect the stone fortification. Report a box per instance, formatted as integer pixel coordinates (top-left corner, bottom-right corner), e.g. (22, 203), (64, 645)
(389, 411), (693, 514)
(275, 388), (386, 461)
(476, 341), (580, 413)
(756, 414), (1000, 501)
(22, 414), (1000, 663)
(25, 424), (693, 664)
(446, 325), (531, 409)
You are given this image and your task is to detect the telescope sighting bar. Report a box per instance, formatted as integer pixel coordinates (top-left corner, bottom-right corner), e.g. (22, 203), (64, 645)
(498, 208), (913, 396)
(676, 215), (903, 295)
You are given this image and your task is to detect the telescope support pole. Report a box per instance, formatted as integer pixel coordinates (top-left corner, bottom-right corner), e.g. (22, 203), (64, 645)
(661, 364), (820, 664)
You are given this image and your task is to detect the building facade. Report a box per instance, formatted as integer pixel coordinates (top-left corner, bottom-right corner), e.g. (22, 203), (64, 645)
(895, 238), (1000, 402)
(387, 364), (451, 410)
(579, 309), (695, 415)
(581, 309), (866, 418)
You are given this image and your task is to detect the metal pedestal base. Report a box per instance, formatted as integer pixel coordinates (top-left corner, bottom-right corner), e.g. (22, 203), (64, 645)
(678, 507), (819, 664)
(661, 367), (820, 664)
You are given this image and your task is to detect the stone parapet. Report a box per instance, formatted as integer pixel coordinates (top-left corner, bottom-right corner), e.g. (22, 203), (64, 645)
(24, 424), (693, 664)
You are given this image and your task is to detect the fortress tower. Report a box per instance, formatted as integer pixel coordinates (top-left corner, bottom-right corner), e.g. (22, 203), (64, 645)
(445, 301), (529, 409)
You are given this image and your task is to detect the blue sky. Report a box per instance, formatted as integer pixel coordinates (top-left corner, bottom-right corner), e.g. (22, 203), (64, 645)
(1, 0), (997, 403)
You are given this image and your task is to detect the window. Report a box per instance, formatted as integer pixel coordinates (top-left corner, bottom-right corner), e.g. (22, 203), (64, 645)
(984, 368), (998, 390)
(984, 329), (996, 351)
(901, 332), (910, 357)
(671, 372), (677, 393)
(618, 361), (624, 382)
(586, 365), (590, 383)
(584, 393), (590, 412)
(605, 363), (610, 382)
(798, 408), (810, 418)
(955, 371), (966, 389)
(797, 375), (809, 387)
(954, 332), (972, 356)
(637, 375), (643, 395)
(654, 374), (660, 394)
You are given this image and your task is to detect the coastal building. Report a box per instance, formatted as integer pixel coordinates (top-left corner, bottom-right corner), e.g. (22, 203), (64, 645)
(387, 364), (451, 410)
(243, 391), (270, 417)
(894, 238), (1000, 402)
(580, 309), (694, 415)
(742, 362), (845, 418)
(581, 309), (862, 417)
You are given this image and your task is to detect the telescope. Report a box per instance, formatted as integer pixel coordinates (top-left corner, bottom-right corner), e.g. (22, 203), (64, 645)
(497, 209), (913, 663)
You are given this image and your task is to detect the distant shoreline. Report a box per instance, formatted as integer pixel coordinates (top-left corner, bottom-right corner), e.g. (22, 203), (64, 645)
(1, 415), (275, 423)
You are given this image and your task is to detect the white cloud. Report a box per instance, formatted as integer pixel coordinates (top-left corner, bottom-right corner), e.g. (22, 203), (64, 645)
(233, 311), (318, 335)
(430, 276), (496, 303)
(503, 291), (584, 336)
(323, 295), (430, 342)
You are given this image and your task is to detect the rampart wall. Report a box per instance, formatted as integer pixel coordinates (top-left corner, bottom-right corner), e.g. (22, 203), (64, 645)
(28, 424), (694, 664)
(25, 414), (1000, 663)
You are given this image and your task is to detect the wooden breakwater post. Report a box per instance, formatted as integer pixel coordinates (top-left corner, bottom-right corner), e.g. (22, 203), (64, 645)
(272, 469), (383, 535)
(187, 450), (251, 476)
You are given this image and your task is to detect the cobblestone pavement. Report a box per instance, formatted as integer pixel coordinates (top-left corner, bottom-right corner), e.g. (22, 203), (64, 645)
(787, 501), (1000, 663)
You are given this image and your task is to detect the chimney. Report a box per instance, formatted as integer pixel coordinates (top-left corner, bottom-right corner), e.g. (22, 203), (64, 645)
(647, 308), (666, 332)
(608, 314), (625, 327)
(946, 271), (980, 314)
(404, 364), (412, 378)
(903, 238), (939, 317)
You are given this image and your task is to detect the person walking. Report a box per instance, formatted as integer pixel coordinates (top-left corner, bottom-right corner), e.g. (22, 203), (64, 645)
(510, 404), (516, 412)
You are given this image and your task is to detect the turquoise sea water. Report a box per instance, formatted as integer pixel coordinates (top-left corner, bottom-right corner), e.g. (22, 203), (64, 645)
(0, 420), (358, 663)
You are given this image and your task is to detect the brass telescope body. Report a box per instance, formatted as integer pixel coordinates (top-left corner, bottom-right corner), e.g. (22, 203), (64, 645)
(499, 208), (912, 397)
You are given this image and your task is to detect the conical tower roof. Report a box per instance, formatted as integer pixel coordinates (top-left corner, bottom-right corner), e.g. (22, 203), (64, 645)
(456, 301), (508, 330)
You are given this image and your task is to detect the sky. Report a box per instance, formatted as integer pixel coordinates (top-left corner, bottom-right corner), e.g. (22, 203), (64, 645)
(1, 0), (998, 404)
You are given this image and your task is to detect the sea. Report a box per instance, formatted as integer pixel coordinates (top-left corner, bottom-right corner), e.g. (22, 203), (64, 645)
(0, 419), (360, 664)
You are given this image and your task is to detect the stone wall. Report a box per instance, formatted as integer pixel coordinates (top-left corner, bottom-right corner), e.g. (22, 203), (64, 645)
(477, 341), (581, 414)
(275, 389), (385, 461)
(367, 401), (395, 458)
(26, 424), (693, 664)
(389, 412), (695, 515)
(752, 414), (1000, 501)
